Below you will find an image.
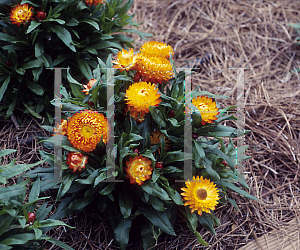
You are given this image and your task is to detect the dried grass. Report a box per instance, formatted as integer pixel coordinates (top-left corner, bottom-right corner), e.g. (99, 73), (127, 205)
(1, 0), (300, 249)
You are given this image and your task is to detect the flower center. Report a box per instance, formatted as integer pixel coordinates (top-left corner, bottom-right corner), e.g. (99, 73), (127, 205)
(198, 104), (208, 110)
(81, 125), (94, 138)
(137, 164), (144, 173)
(138, 89), (149, 96)
(196, 188), (207, 200)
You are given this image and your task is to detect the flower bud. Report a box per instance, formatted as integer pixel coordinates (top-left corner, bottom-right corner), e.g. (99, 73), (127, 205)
(133, 149), (139, 154)
(27, 212), (35, 223)
(155, 163), (163, 170)
(192, 133), (198, 139)
(168, 110), (175, 118)
(36, 11), (46, 21)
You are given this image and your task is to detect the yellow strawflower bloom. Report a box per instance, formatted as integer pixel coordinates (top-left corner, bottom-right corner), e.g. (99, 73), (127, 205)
(140, 41), (174, 59)
(84, 0), (106, 6)
(192, 96), (220, 125)
(181, 176), (220, 216)
(125, 82), (161, 113)
(112, 48), (140, 72)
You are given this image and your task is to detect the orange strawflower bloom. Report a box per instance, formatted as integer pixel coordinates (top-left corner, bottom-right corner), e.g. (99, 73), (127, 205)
(181, 176), (219, 216)
(125, 82), (161, 113)
(150, 131), (170, 154)
(84, 0), (106, 6)
(134, 54), (173, 84)
(53, 119), (68, 135)
(192, 96), (220, 125)
(66, 152), (88, 173)
(140, 41), (174, 59)
(112, 48), (140, 72)
(125, 105), (146, 123)
(82, 79), (97, 95)
(10, 4), (34, 26)
(66, 111), (109, 153)
(125, 155), (153, 185)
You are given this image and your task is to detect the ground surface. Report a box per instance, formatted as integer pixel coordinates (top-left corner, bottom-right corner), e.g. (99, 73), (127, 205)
(1, 0), (300, 249)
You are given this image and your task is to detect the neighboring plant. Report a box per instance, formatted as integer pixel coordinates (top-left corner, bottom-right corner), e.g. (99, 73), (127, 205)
(0, 0), (151, 121)
(0, 149), (74, 250)
(25, 42), (258, 249)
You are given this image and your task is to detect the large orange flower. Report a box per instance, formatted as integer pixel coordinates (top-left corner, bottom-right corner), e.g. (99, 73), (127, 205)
(140, 41), (174, 59)
(84, 0), (106, 6)
(66, 152), (88, 173)
(125, 155), (153, 185)
(66, 111), (109, 153)
(181, 176), (220, 216)
(125, 82), (161, 113)
(112, 48), (140, 72)
(192, 96), (220, 125)
(134, 54), (173, 84)
(10, 4), (34, 26)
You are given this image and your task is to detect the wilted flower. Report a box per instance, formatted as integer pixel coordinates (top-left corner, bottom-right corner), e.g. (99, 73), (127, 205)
(66, 152), (88, 173)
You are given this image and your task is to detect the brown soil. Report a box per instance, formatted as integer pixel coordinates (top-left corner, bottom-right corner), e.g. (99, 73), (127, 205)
(1, 0), (300, 249)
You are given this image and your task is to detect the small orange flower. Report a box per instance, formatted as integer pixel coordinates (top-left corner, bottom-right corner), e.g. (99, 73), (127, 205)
(66, 111), (109, 153)
(192, 96), (220, 125)
(134, 54), (173, 84)
(82, 79), (97, 95)
(112, 48), (140, 72)
(66, 152), (88, 173)
(84, 0), (106, 6)
(125, 155), (153, 185)
(140, 41), (174, 59)
(125, 82), (161, 114)
(10, 4), (34, 26)
(150, 131), (170, 154)
(125, 105), (146, 123)
(53, 119), (68, 135)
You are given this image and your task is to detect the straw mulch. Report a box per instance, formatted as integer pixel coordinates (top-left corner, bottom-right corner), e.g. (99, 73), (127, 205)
(1, 0), (299, 249)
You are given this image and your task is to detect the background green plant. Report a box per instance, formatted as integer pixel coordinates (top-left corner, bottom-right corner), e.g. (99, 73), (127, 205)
(0, 149), (75, 250)
(0, 0), (151, 122)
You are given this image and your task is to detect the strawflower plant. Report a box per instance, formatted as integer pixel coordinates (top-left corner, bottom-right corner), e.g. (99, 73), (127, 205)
(26, 41), (258, 249)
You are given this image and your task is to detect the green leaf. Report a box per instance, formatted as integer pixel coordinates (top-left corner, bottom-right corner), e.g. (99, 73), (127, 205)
(70, 81), (85, 99)
(141, 182), (171, 201)
(161, 184), (183, 205)
(50, 26), (76, 52)
(25, 81), (44, 96)
(0, 149), (16, 158)
(0, 77), (10, 102)
(197, 212), (216, 235)
(99, 183), (116, 195)
(0, 233), (35, 245)
(119, 189), (133, 218)
(81, 19), (100, 30)
(27, 177), (40, 212)
(117, 0), (133, 17)
(68, 196), (94, 211)
(22, 102), (43, 119)
(114, 218), (132, 250)
(220, 180), (259, 201)
(33, 228), (43, 240)
(46, 237), (75, 250)
(35, 202), (53, 221)
(39, 219), (75, 229)
(149, 106), (166, 127)
(141, 219), (156, 250)
(56, 174), (76, 201)
(0, 214), (15, 237)
(27, 21), (41, 34)
(203, 157), (220, 180)
(0, 243), (12, 250)
(77, 58), (93, 80)
(139, 205), (175, 236)
(194, 231), (209, 247)
(0, 185), (26, 200)
(162, 151), (190, 164)
(149, 195), (165, 211)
